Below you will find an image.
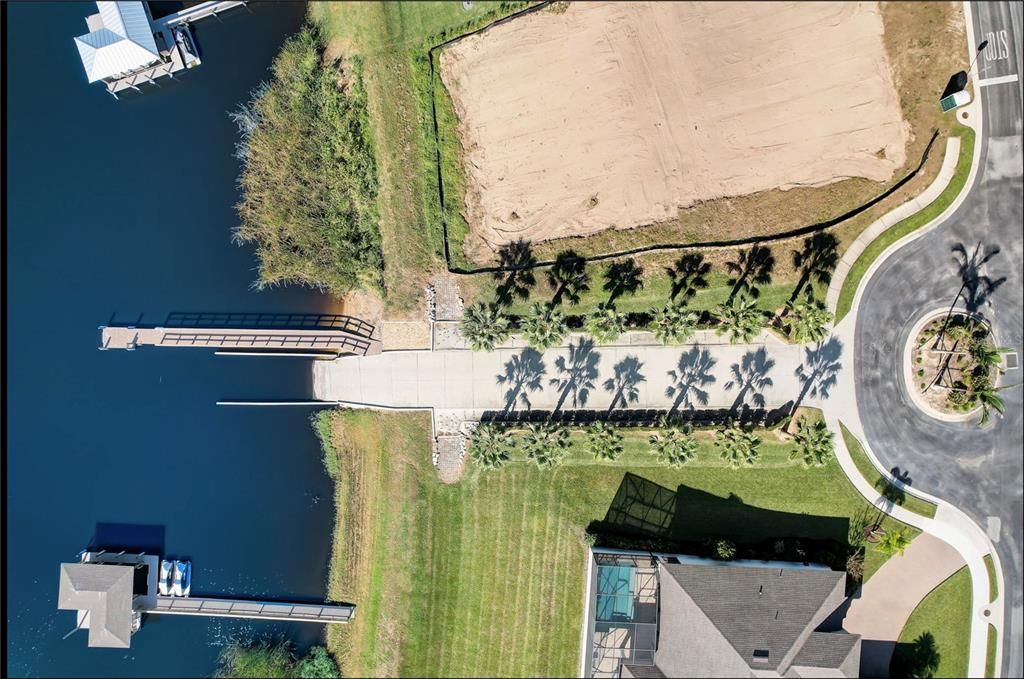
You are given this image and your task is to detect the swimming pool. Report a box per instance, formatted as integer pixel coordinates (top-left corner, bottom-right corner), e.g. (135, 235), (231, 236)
(596, 564), (635, 621)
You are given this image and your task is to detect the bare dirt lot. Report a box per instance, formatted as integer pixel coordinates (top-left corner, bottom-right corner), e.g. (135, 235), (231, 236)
(440, 1), (909, 256)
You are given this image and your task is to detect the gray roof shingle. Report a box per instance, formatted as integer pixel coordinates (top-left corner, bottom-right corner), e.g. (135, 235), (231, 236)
(792, 632), (860, 670)
(660, 562), (847, 672)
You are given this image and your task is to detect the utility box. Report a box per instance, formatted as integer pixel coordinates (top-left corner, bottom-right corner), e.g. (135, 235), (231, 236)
(940, 90), (971, 112)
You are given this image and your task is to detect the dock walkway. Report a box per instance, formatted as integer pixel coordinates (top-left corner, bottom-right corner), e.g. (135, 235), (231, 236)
(100, 325), (380, 356)
(153, 595), (354, 623)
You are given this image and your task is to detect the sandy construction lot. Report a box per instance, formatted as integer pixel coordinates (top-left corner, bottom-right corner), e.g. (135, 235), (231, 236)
(440, 1), (909, 255)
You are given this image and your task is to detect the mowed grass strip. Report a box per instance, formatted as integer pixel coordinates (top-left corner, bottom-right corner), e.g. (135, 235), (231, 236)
(319, 410), (918, 676)
(839, 422), (937, 518)
(892, 566), (973, 679)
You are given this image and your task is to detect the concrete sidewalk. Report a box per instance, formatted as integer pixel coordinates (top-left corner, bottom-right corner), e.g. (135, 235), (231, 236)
(313, 330), (826, 413)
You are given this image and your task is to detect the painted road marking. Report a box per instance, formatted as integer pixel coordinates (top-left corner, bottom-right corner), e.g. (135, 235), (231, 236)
(984, 29), (1012, 62)
(978, 73), (1020, 87)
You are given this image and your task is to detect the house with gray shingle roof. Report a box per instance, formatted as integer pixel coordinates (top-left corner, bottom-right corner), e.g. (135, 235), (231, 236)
(583, 550), (860, 678)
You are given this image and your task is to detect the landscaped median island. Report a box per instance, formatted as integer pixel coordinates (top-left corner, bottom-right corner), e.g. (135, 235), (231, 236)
(839, 422), (938, 518)
(890, 566), (973, 679)
(315, 409), (920, 676)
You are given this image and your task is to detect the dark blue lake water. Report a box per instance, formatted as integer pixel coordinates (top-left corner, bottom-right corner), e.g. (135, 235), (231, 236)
(6, 3), (342, 676)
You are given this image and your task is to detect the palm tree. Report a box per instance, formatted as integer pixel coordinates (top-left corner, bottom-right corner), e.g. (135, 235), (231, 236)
(784, 293), (833, 344)
(715, 294), (765, 344)
(651, 303), (700, 345)
(875, 528), (912, 557)
(720, 426), (761, 467)
(791, 418), (834, 467)
(649, 420), (699, 467)
(493, 239), (537, 305)
(972, 375), (1007, 425)
(789, 233), (839, 304)
(666, 253), (711, 302)
(970, 341), (1011, 375)
(587, 421), (623, 461)
(725, 245), (774, 303)
(470, 424), (513, 469)
(461, 301), (512, 351)
(522, 302), (569, 350)
(586, 302), (628, 344)
(715, 425), (761, 468)
(547, 250), (590, 305)
(602, 259), (644, 303)
(523, 422), (571, 468)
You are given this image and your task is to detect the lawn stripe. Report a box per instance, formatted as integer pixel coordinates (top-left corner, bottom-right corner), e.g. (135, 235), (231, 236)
(492, 471), (521, 675)
(539, 473), (570, 674)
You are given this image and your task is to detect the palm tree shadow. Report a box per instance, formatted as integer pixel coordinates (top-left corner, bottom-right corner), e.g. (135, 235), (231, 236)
(666, 252), (711, 302)
(951, 241), (1005, 314)
(547, 250), (590, 306)
(789, 232), (839, 304)
(792, 336), (844, 412)
(603, 355), (646, 413)
(603, 259), (644, 303)
(549, 338), (601, 412)
(493, 239), (537, 305)
(726, 245), (775, 303)
(496, 348), (546, 414)
(665, 345), (718, 413)
(724, 347), (776, 412)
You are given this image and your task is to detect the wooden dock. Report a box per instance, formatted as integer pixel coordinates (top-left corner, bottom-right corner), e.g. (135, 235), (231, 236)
(99, 325), (380, 356)
(152, 595), (355, 624)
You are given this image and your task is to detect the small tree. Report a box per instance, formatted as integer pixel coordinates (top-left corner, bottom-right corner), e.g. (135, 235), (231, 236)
(547, 250), (590, 305)
(522, 302), (569, 350)
(586, 302), (628, 344)
(715, 294), (765, 344)
(649, 421), (699, 467)
(523, 422), (571, 468)
(875, 528), (912, 557)
(715, 424), (761, 468)
(784, 293), (833, 344)
(297, 646), (341, 678)
(970, 340), (1010, 375)
(791, 418), (834, 467)
(460, 301), (512, 352)
(470, 423), (513, 469)
(651, 303), (700, 345)
(587, 421), (624, 461)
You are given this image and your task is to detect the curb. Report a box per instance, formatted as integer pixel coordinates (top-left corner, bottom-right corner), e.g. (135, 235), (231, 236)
(826, 136), (962, 312)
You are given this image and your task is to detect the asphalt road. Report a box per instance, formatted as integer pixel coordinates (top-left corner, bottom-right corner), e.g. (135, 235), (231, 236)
(854, 2), (1023, 676)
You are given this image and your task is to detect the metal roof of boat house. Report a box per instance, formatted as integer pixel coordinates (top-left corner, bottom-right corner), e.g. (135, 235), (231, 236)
(74, 2), (160, 83)
(57, 563), (134, 648)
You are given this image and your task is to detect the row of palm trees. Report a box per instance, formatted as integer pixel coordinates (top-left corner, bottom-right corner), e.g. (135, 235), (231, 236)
(461, 288), (834, 352)
(468, 416), (835, 471)
(465, 235), (841, 352)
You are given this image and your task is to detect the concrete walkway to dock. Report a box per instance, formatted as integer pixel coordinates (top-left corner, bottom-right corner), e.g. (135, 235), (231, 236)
(312, 330), (842, 415)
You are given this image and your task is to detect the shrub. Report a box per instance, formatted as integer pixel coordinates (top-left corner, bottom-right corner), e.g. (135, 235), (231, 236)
(791, 418), (834, 468)
(582, 530), (597, 547)
(846, 550), (865, 583)
(523, 423), (571, 468)
(470, 424), (513, 469)
(460, 301), (512, 351)
(522, 302), (569, 350)
(587, 421), (624, 460)
(233, 27), (381, 296)
(648, 422), (699, 467)
(650, 303), (700, 345)
(713, 539), (737, 561)
(297, 647), (341, 678)
(715, 424), (761, 468)
(586, 302), (628, 344)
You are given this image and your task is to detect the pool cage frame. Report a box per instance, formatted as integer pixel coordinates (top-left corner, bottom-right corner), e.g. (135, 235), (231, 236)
(590, 552), (660, 678)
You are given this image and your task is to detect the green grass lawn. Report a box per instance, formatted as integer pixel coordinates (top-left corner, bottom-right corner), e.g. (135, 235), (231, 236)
(984, 553), (998, 602)
(835, 126), (975, 322)
(986, 624), (998, 678)
(319, 410), (917, 676)
(891, 566), (972, 679)
(839, 422), (937, 518)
